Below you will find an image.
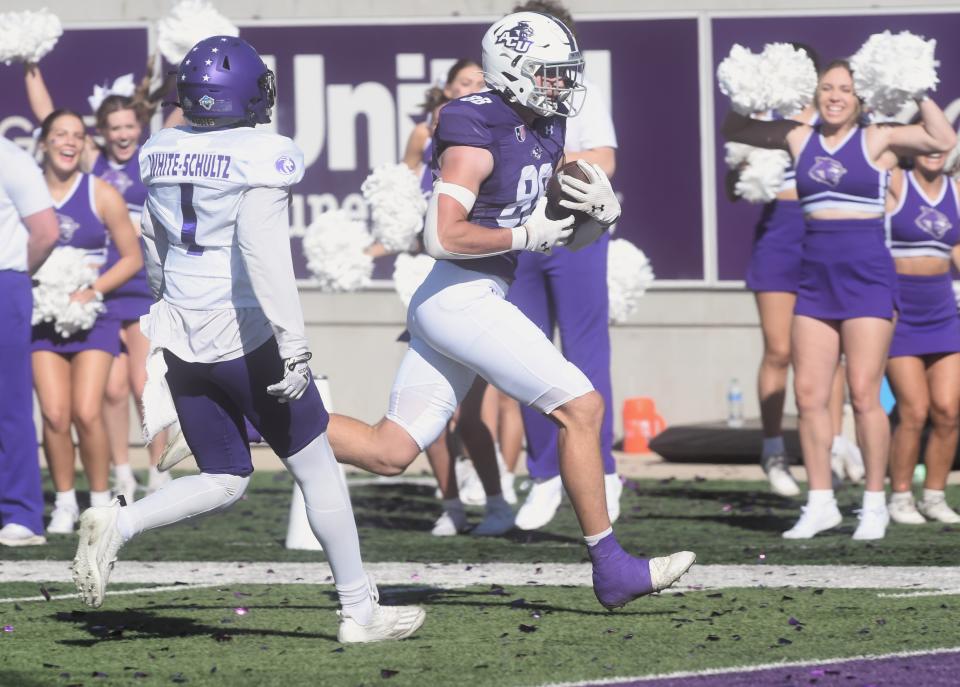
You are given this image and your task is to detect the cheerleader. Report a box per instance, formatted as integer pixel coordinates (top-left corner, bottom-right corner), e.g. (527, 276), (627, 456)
(31, 110), (142, 534)
(724, 60), (956, 540)
(884, 152), (960, 524)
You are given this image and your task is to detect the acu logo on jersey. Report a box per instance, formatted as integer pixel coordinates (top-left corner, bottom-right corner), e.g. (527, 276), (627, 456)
(915, 205), (953, 239)
(808, 156), (847, 188)
(56, 213), (79, 243)
(495, 20), (535, 53)
(275, 156), (297, 175)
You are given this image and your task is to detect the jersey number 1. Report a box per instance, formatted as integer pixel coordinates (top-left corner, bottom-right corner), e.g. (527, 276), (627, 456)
(180, 183), (204, 255)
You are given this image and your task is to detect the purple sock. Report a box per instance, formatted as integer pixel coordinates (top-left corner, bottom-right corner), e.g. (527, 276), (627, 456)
(588, 532), (654, 609)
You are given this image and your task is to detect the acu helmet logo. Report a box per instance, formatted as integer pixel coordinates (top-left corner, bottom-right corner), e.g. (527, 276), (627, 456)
(198, 95), (216, 111)
(495, 20), (535, 53)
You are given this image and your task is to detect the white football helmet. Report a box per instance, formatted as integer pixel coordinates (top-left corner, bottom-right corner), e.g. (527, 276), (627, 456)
(481, 12), (586, 118)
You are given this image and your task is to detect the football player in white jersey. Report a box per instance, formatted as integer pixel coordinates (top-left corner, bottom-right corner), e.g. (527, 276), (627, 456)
(71, 36), (424, 643)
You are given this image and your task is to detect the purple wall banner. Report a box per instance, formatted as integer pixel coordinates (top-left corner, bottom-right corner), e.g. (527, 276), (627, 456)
(0, 27), (149, 148)
(240, 18), (702, 280)
(712, 12), (960, 282)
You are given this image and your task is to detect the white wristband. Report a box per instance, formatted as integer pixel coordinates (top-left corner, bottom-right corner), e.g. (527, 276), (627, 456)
(510, 226), (527, 251)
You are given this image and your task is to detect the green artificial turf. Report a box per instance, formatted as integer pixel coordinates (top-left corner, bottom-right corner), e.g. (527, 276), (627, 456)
(0, 584), (957, 686)
(3, 472), (959, 566)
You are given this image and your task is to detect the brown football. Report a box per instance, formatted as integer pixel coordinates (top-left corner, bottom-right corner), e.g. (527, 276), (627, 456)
(545, 160), (591, 224)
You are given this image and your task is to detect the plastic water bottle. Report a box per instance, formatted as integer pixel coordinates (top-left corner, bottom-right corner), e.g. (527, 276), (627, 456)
(727, 378), (744, 428)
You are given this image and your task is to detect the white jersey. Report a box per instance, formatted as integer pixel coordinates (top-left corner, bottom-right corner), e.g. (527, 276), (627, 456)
(564, 79), (617, 153)
(0, 137), (53, 272)
(139, 126), (307, 364)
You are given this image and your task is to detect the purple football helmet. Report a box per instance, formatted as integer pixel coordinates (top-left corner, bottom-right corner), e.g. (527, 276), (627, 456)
(177, 36), (275, 125)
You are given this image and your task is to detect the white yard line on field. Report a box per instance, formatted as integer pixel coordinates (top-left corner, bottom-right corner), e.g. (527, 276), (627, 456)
(1, 561), (959, 598)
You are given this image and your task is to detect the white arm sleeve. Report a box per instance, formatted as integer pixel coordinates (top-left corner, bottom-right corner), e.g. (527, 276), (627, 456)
(140, 210), (167, 299)
(423, 181), (526, 259)
(236, 186), (309, 360)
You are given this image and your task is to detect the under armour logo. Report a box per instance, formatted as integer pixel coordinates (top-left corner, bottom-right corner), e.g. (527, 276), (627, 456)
(539, 241), (549, 250)
(591, 204), (604, 213)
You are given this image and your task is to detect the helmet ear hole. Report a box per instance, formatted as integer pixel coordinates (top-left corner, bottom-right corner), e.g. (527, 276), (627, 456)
(222, 56), (231, 70)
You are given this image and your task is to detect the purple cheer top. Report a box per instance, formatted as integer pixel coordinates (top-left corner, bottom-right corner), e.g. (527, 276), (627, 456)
(887, 170), (960, 260)
(795, 126), (887, 217)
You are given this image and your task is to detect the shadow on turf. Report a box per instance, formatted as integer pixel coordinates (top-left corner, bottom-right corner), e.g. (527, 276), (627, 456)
(52, 608), (338, 646)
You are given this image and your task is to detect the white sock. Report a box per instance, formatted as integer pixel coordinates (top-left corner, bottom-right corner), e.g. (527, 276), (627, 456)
(807, 489), (836, 508)
(114, 463), (134, 481)
(584, 526), (613, 547)
(830, 436), (845, 454)
(922, 489), (946, 503)
(336, 576), (374, 626)
(442, 498), (464, 514)
(890, 491), (914, 504)
(762, 436), (785, 458)
(90, 490), (112, 508)
(116, 472), (249, 543)
(55, 489), (78, 511)
(281, 432), (371, 619)
(862, 490), (886, 510)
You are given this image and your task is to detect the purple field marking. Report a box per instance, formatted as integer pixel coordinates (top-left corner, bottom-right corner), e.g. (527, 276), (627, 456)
(552, 647), (960, 687)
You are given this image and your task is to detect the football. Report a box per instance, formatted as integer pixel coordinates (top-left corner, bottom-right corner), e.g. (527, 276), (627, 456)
(544, 160), (607, 252)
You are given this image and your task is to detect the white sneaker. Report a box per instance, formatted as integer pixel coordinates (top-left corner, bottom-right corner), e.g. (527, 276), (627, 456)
(337, 580), (425, 644)
(0, 523), (46, 547)
(649, 551), (697, 591)
(146, 467), (172, 494)
(917, 495), (960, 524)
(782, 503), (842, 539)
(113, 471), (138, 505)
(501, 471), (517, 505)
(158, 429), (192, 472)
(605, 473), (623, 524)
(762, 454), (801, 497)
(852, 505), (889, 540)
(431, 509), (469, 537)
(455, 458), (486, 507)
(514, 475), (563, 530)
(841, 442), (865, 483)
(888, 493), (926, 525)
(471, 498), (514, 536)
(47, 505), (79, 535)
(72, 499), (125, 608)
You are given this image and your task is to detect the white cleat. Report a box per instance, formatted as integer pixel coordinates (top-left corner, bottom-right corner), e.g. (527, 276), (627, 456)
(888, 493), (926, 525)
(158, 429), (192, 473)
(337, 579), (425, 644)
(72, 499), (125, 608)
(0, 523), (46, 547)
(514, 475), (562, 531)
(762, 454), (801, 497)
(917, 495), (960, 524)
(47, 505), (79, 535)
(471, 499), (514, 536)
(852, 505), (889, 540)
(605, 473), (623, 524)
(431, 509), (469, 537)
(455, 458), (486, 507)
(649, 551), (697, 592)
(782, 503), (842, 539)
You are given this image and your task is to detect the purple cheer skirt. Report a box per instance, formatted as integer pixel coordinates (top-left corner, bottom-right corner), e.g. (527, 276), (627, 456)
(32, 315), (121, 356)
(794, 218), (898, 321)
(746, 199), (805, 293)
(889, 272), (960, 358)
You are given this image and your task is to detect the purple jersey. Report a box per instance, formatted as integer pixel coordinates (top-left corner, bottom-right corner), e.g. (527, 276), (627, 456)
(92, 152), (146, 216)
(433, 91), (565, 281)
(795, 126), (887, 215)
(887, 171), (960, 259)
(54, 173), (107, 257)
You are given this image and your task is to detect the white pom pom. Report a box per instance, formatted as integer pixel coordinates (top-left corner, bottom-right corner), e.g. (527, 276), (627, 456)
(142, 348), (178, 442)
(392, 253), (435, 308)
(0, 9), (62, 65)
(607, 239), (654, 324)
(301, 210), (374, 293)
(717, 44), (767, 115)
(361, 163), (428, 253)
(851, 31), (939, 116)
(734, 148), (791, 203)
(157, 0), (238, 65)
(760, 43), (817, 116)
(31, 247), (104, 336)
(724, 142), (755, 169)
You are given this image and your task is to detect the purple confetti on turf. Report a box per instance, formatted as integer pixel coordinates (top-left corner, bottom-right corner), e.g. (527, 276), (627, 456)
(234, 607), (248, 616)
(722, 504), (733, 512)
(788, 617), (800, 626)
(2, 626), (13, 632)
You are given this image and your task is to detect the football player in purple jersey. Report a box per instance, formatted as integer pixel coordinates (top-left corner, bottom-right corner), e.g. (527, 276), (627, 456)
(328, 12), (695, 610)
(70, 36), (424, 643)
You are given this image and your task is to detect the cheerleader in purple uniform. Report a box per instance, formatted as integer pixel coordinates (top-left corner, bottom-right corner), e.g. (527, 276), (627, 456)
(25, 62), (175, 502)
(724, 60), (956, 540)
(884, 153), (960, 525)
(31, 110), (142, 535)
